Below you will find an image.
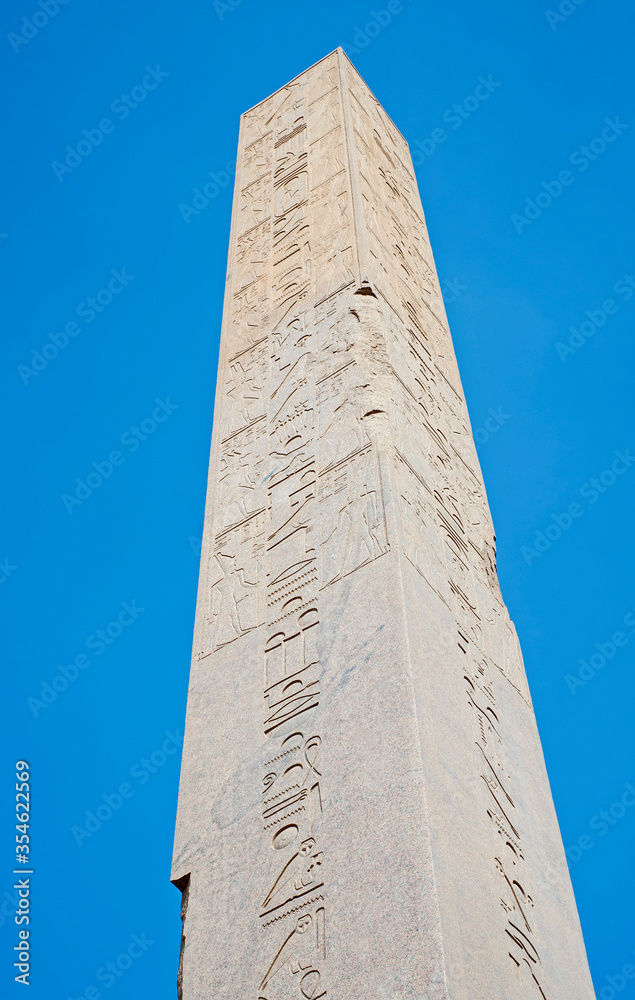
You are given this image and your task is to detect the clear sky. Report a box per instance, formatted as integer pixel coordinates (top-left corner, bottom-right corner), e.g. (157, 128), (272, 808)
(1, 0), (633, 997)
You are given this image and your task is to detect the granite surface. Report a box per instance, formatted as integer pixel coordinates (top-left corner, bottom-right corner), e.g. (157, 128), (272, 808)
(171, 49), (595, 1000)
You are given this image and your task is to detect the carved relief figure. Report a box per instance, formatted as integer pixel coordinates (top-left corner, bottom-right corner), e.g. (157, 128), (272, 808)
(225, 355), (265, 432)
(217, 446), (262, 529)
(259, 909), (325, 999)
(318, 396), (367, 472)
(208, 550), (259, 647)
(320, 449), (387, 586)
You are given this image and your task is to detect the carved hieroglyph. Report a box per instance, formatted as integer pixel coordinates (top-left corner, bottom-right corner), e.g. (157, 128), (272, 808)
(172, 50), (595, 1000)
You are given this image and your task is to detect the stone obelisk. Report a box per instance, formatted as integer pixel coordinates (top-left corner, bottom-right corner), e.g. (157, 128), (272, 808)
(172, 49), (595, 999)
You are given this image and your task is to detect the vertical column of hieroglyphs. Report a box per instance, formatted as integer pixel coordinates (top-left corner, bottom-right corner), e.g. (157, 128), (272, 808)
(242, 51), (396, 997)
(256, 66), (328, 1000)
(342, 59), (551, 998)
(201, 98), (270, 663)
(217, 51), (379, 998)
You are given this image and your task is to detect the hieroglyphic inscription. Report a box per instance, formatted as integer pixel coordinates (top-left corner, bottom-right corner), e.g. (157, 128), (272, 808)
(175, 48), (589, 1000)
(243, 57), (395, 996)
(338, 54), (546, 999)
(319, 443), (387, 586)
(253, 68), (329, 1000)
(416, 411), (544, 998)
(205, 417), (267, 652)
(343, 61), (449, 359)
(457, 597), (546, 998)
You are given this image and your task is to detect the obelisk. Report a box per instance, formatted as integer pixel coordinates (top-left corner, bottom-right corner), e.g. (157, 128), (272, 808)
(171, 49), (595, 999)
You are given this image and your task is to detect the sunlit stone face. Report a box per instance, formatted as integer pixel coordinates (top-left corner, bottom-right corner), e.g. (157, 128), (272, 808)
(171, 49), (595, 1000)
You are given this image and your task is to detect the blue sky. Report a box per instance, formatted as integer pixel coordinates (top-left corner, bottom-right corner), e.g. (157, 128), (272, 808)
(1, 0), (633, 996)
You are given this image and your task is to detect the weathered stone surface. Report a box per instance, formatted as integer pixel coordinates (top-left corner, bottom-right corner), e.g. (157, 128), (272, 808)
(172, 49), (595, 999)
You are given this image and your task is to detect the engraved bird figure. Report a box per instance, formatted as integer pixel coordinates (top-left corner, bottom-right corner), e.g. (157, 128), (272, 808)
(259, 913), (312, 992)
(261, 838), (322, 914)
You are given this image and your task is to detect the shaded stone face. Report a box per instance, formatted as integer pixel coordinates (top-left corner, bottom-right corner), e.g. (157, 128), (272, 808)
(172, 49), (595, 1000)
